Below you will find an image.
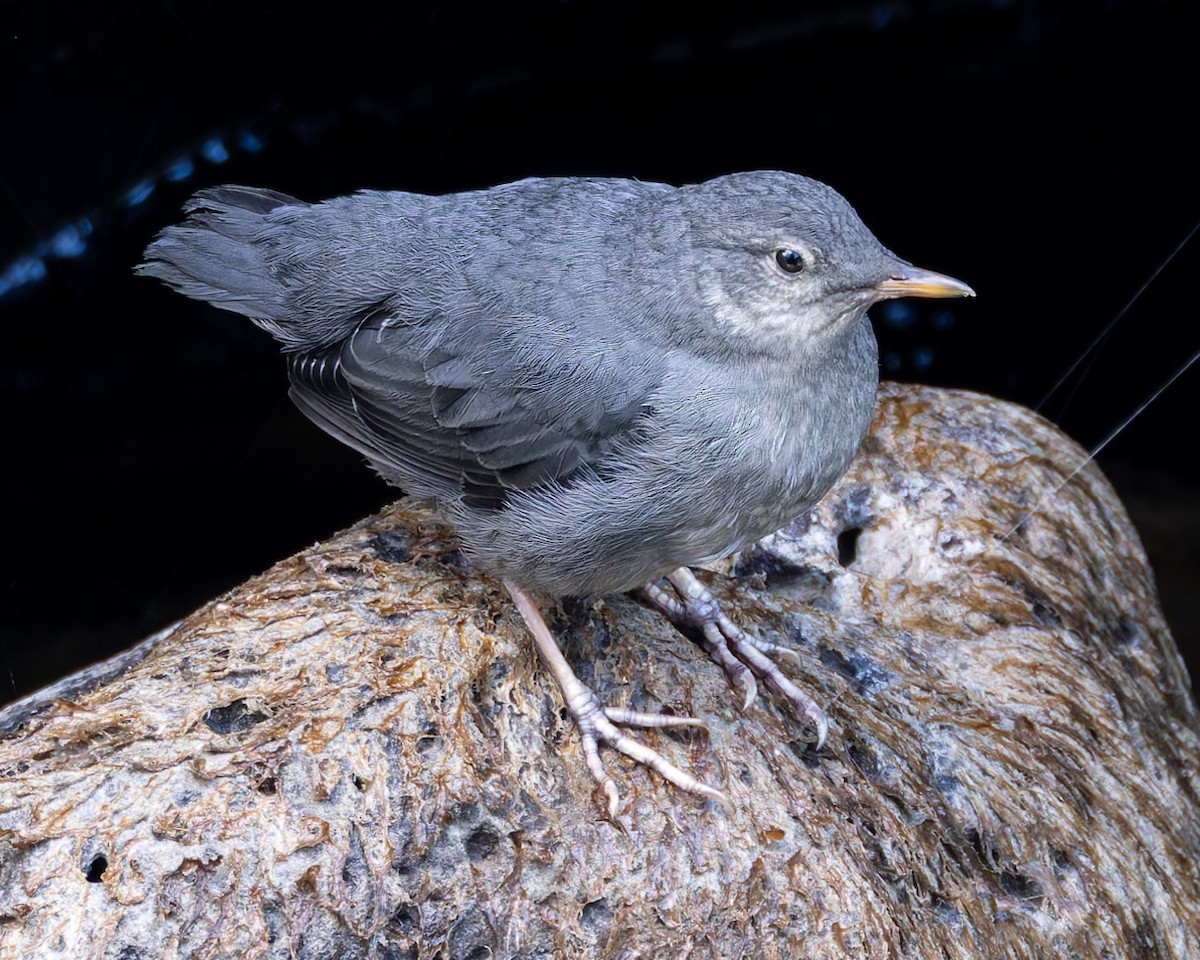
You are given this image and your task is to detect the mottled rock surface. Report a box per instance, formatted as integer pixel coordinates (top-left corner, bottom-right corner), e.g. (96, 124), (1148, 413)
(1, 382), (1197, 959)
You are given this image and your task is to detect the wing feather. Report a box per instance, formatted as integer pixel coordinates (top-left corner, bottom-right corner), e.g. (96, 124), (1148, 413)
(287, 310), (660, 508)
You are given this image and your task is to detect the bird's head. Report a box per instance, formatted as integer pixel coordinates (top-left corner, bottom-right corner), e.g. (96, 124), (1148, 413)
(668, 170), (974, 356)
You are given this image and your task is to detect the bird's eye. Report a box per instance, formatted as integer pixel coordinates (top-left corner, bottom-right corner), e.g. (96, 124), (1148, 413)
(774, 248), (806, 274)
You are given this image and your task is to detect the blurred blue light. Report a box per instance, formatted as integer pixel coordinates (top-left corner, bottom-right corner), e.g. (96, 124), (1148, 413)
(0, 216), (98, 300)
(932, 309), (956, 330)
(49, 224), (87, 258)
(912, 346), (935, 371)
(883, 351), (903, 373)
(871, 4), (894, 29)
(879, 301), (917, 330)
(2, 256), (48, 293)
(237, 130), (264, 153)
(201, 138), (229, 164)
(15, 257), (46, 283)
(125, 180), (155, 207)
(165, 156), (195, 182)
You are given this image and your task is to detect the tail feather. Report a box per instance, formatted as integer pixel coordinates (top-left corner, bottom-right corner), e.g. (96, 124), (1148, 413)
(140, 184), (439, 351)
(136, 186), (309, 346)
(184, 185), (299, 216)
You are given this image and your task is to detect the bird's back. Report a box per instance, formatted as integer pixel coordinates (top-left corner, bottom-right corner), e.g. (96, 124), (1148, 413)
(137, 178), (670, 351)
(138, 179), (676, 511)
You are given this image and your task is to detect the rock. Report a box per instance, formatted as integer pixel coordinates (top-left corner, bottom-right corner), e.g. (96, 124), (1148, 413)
(1, 382), (1197, 960)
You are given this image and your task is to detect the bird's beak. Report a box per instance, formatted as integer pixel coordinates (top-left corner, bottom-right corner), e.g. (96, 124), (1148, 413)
(875, 265), (976, 300)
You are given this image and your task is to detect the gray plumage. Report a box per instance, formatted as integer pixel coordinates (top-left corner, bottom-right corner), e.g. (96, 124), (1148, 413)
(137, 174), (919, 594)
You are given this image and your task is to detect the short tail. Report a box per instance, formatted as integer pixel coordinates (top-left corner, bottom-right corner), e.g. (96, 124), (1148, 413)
(136, 185), (307, 345)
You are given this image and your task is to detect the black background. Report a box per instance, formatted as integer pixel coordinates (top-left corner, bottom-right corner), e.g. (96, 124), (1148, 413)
(2, 0), (1198, 704)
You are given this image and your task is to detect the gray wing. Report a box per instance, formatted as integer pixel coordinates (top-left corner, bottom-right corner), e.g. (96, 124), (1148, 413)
(139, 180), (671, 506)
(288, 309), (663, 509)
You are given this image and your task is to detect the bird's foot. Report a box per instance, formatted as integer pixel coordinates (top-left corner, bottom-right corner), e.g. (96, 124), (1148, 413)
(640, 567), (827, 748)
(505, 580), (731, 816)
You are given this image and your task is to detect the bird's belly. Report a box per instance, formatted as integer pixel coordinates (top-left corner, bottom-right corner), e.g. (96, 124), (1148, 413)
(451, 325), (879, 597)
(451, 406), (866, 597)
(668, 427), (853, 565)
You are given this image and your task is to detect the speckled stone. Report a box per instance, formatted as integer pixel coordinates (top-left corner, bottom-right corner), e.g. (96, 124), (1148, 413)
(1, 382), (1196, 960)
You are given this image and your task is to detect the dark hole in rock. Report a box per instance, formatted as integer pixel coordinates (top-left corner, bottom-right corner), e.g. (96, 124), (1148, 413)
(786, 737), (822, 768)
(1005, 516), (1030, 543)
(390, 904), (419, 935)
(202, 698), (267, 735)
(580, 896), (612, 933)
(998, 869), (1043, 904)
(468, 679), (486, 706)
(85, 855), (108, 883)
(732, 547), (809, 586)
(415, 734), (442, 754)
(324, 563), (363, 577)
(372, 528), (412, 564)
(1020, 583), (1063, 628)
(464, 948), (492, 960)
(846, 740), (880, 780)
(257, 777), (277, 795)
(1030, 596), (1062, 627)
(465, 826), (501, 861)
(966, 827), (993, 864)
(1052, 849), (1075, 878)
(837, 526), (862, 567)
(353, 774), (367, 792)
(1114, 616), (1143, 646)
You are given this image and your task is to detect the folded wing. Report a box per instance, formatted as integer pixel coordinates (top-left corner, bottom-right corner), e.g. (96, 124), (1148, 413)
(289, 307), (662, 508)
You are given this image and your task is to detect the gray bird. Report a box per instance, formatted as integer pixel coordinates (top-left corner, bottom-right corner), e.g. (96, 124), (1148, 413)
(138, 172), (973, 813)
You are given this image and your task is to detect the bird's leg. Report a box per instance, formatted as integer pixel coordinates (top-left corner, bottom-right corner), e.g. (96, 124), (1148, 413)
(641, 567), (828, 748)
(504, 580), (730, 815)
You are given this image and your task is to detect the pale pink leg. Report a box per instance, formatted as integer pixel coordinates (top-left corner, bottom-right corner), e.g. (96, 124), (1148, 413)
(505, 581), (731, 815)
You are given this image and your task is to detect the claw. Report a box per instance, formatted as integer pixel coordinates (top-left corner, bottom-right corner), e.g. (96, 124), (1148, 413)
(506, 580), (730, 814)
(696, 619), (760, 710)
(651, 567), (828, 746)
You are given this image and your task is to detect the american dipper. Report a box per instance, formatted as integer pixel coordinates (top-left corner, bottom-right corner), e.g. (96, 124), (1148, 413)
(138, 172), (973, 812)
